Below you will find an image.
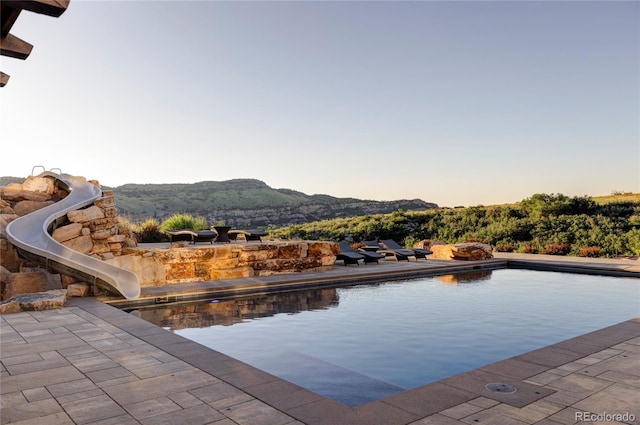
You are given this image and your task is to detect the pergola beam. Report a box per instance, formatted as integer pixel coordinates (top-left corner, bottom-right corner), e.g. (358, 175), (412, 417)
(0, 33), (33, 60)
(2, 0), (70, 18)
(0, 72), (9, 87)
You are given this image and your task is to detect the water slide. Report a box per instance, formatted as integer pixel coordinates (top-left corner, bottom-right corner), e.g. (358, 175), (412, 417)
(5, 170), (140, 299)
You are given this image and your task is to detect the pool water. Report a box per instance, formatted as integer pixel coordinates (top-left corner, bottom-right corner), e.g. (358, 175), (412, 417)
(132, 269), (639, 406)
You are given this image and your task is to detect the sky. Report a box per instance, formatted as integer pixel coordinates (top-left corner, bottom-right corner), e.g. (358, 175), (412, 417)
(1, 0), (638, 207)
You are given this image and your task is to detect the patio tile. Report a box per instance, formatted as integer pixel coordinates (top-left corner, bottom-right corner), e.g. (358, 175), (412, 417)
(103, 368), (220, 405)
(167, 390), (204, 408)
(85, 366), (133, 383)
(22, 387), (53, 402)
(0, 398), (64, 424)
(221, 399), (294, 425)
(573, 383), (640, 420)
(547, 373), (614, 397)
(4, 350), (69, 375)
(409, 413), (467, 425)
(460, 407), (528, 425)
(139, 404), (226, 425)
(2, 412), (75, 425)
(0, 366), (85, 394)
(439, 401), (487, 419)
(123, 396), (181, 420)
(60, 393), (127, 424)
(130, 359), (192, 379)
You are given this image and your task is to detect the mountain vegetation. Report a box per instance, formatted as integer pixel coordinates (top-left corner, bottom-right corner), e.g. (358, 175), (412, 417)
(268, 193), (640, 258)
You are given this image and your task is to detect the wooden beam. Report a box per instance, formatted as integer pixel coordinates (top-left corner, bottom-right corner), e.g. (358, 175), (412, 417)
(2, 0), (70, 18)
(0, 71), (9, 87)
(0, 33), (33, 59)
(1, 5), (22, 38)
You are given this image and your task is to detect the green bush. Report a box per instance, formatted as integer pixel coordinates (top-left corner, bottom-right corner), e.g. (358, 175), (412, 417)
(161, 213), (208, 231)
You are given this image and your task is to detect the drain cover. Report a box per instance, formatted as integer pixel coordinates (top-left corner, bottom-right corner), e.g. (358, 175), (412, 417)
(486, 383), (517, 393)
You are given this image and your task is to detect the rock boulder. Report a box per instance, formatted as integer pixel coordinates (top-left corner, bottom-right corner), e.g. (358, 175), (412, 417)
(430, 243), (493, 261)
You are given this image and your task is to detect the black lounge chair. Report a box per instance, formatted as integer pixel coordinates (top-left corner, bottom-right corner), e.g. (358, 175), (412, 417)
(165, 230), (197, 243)
(381, 239), (432, 260)
(339, 241), (384, 264)
(228, 229), (267, 242)
(193, 230), (217, 244)
(363, 239), (414, 261)
(336, 242), (365, 266)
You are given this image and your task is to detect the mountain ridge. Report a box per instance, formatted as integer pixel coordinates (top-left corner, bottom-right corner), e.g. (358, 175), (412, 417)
(0, 176), (437, 228)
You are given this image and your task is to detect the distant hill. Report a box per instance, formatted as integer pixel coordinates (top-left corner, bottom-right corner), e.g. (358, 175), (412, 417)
(103, 179), (438, 227)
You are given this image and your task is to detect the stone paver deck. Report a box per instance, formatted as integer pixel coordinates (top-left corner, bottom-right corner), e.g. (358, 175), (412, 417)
(1, 254), (639, 425)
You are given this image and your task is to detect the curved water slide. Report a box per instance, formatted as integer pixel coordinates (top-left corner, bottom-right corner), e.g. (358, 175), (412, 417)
(5, 170), (140, 299)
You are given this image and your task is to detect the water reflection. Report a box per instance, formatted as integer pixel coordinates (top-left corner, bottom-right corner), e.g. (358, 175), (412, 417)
(435, 269), (493, 284)
(129, 288), (339, 331)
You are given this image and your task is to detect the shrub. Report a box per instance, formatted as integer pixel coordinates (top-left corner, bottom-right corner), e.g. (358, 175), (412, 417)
(520, 244), (538, 254)
(578, 246), (601, 258)
(161, 213), (208, 231)
(138, 218), (166, 243)
(542, 243), (572, 255)
(495, 243), (515, 252)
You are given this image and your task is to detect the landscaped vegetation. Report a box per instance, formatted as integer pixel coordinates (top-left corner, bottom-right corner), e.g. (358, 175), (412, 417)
(118, 193), (639, 258)
(267, 193), (640, 258)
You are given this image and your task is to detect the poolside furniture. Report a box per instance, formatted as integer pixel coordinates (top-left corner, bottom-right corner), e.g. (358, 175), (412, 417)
(212, 225), (232, 243)
(339, 241), (384, 264)
(363, 239), (414, 261)
(228, 229), (268, 242)
(336, 242), (365, 266)
(381, 239), (432, 260)
(193, 230), (217, 244)
(165, 230), (197, 243)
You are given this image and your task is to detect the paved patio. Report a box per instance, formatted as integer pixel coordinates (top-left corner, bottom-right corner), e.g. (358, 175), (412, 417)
(1, 254), (639, 424)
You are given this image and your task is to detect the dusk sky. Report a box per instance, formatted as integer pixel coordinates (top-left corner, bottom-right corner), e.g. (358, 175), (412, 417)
(2, 1), (638, 207)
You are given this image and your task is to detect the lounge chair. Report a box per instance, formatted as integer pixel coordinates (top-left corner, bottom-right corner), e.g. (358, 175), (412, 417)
(363, 239), (414, 261)
(339, 241), (384, 264)
(228, 229), (267, 242)
(381, 239), (432, 260)
(193, 230), (217, 244)
(336, 242), (365, 266)
(165, 230), (197, 243)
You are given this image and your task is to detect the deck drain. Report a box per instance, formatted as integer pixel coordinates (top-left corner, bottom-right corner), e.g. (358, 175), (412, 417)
(486, 383), (517, 393)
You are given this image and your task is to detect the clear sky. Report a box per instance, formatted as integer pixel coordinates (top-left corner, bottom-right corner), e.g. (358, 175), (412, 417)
(1, 0), (638, 207)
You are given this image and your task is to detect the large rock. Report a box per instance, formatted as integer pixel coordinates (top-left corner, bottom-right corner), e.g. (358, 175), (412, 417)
(3, 271), (48, 299)
(52, 222), (83, 242)
(1, 289), (67, 312)
(67, 205), (105, 223)
(13, 200), (55, 216)
(430, 243), (493, 261)
(0, 239), (21, 270)
(21, 176), (55, 194)
(61, 235), (94, 254)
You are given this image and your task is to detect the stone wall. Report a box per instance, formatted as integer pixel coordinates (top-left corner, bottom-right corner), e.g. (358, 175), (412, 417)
(109, 241), (339, 287)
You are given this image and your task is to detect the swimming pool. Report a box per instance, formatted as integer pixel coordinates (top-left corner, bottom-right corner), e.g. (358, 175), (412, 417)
(131, 269), (639, 406)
